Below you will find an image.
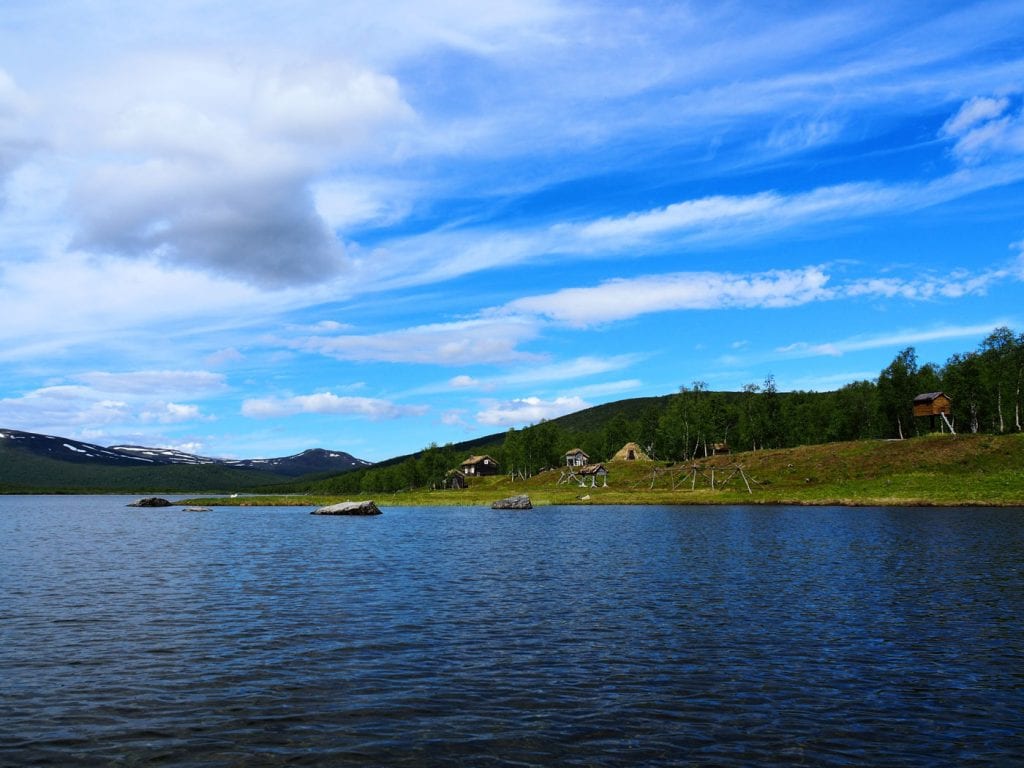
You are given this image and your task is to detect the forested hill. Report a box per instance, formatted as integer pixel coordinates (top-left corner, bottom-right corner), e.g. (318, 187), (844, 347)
(286, 327), (1024, 496)
(0, 429), (370, 492)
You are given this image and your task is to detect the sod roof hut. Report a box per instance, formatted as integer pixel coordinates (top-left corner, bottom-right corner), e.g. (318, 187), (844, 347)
(612, 442), (650, 461)
(565, 448), (590, 467)
(460, 455), (500, 476)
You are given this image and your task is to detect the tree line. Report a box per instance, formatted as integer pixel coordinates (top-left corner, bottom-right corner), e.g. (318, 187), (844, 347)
(299, 326), (1023, 494)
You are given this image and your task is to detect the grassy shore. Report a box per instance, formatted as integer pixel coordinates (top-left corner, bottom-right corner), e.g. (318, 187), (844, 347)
(180, 432), (1024, 508)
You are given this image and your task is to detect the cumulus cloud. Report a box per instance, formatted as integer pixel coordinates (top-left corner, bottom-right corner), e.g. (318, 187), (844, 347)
(140, 402), (207, 424)
(476, 396), (590, 427)
(72, 170), (348, 287)
(0, 386), (131, 433)
(62, 54), (414, 286)
(0, 370), (226, 438)
(293, 316), (542, 365)
(241, 392), (428, 420)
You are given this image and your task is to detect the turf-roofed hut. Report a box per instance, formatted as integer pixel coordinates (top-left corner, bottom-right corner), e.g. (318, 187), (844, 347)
(612, 442), (650, 462)
(460, 455), (500, 477)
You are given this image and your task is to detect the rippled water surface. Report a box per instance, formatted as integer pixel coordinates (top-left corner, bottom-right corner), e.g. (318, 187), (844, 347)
(2, 497), (1023, 766)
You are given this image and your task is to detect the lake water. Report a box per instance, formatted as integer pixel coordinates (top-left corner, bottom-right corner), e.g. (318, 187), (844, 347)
(1, 496), (1022, 766)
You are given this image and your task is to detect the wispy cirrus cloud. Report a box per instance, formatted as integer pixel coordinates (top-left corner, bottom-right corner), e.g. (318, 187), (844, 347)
(241, 392), (427, 420)
(361, 166), (1024, 295)
(775, 322), (1010, 359)
(506, 268), (833, 326)
(437, 355), (642, 393)
(74, 370), (227, 397)
(941, 94), (1024, 164)
(503, 258), (1024, 328)
(291, 316), (542, 365)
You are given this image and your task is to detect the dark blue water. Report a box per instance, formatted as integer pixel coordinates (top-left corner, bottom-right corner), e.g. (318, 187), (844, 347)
(1, 497), (1022, 766)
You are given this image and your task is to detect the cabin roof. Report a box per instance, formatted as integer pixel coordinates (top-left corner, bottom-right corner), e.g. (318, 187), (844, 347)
(913, 391), (949, 404)
(461, 454), (496, 466)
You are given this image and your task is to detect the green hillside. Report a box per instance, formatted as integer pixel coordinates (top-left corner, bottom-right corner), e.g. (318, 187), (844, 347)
(186, 432), (1024, 508)
(0, 445), (296, 493)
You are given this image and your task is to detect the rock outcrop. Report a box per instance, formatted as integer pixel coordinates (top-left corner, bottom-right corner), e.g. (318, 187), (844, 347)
(491, 494), (533, 510)
(311, 500), (382, 516)
(127, 497), (173, 507)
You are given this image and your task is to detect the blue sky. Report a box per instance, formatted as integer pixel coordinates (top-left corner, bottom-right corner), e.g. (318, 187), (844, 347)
(2, 1), (1024, 461)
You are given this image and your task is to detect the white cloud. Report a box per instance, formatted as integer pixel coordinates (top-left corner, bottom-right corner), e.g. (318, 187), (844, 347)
(940, 95), (1024, 164)
(507, 268), (833, 326)
(140, 402), (206, 424)
(484, 355), (642, 386)
(293, 316), (542, 365)
(0, 370), (226, 438)
(74, 370), (227, 397)
(241, 392), (428, 420)
(50, 52), (416, 287)
(843, 263), (1016, 300)
(441, 409), (469, 427)
(0, 68), (35, 181)
(449, 375), (480, 388)
(353, 165), (1024, 297)
(776, 322), (1008, 359)
(476, 395), (589, 426)
(942, 96), (1010, 137)
(0, 252), (314, 362)
(502, 257), (1024, 329)
(313, 179), (413, 232)
(205, 348), (246, 367)
(0, 386), (131, 433)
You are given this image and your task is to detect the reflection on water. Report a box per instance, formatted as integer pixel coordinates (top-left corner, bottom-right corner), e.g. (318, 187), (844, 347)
(1, 498), (1022, 766)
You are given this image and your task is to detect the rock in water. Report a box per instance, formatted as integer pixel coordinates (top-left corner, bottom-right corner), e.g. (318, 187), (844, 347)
(127, 497), (173, 507)
(491, 494), (532, 510)
(312, 500), (382, 516)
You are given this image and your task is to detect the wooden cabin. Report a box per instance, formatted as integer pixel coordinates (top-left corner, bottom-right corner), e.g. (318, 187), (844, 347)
(445, 469), (467, 489)
(712, 442), (730, 456)
(565, 448), (590, 467)
(913, 392), (952, 417)
(460, 455), (499, 476)
(579, 463), (609, 487)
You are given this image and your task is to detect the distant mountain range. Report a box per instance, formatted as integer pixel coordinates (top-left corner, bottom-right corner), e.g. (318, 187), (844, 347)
(0, 428), (371, 492)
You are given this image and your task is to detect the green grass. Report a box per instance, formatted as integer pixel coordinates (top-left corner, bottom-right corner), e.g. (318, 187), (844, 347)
(183, 432), (1024, 508)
